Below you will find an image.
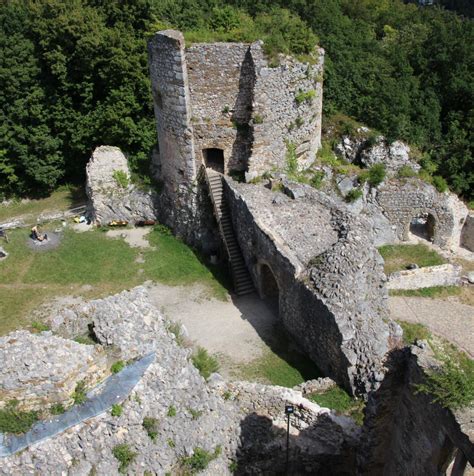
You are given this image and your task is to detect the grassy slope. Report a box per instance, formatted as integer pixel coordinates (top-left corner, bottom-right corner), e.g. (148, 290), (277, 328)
(0, 186), (85, 223)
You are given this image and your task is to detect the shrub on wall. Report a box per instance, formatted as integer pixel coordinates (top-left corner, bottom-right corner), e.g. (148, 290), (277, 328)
(432, 175), (448, 193)
(112, 170), (129, 189)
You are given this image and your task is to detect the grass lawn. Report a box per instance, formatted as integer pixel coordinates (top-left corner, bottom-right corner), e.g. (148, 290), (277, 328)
(389, 286), (461, 299)
(397, 320), (431, 345)
(236, 346), (322, 388)
(308, 387), (365, 425)
(0, 185), (85, 223)
(378, 243), (446, 275)
(0, 224), (229, 335)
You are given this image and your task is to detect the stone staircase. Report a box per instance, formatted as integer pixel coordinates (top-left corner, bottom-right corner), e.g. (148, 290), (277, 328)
(204, 168), (254, 296)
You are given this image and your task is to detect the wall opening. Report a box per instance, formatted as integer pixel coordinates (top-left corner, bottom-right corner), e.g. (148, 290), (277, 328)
(409, 213), (436, 242)
(203, 148), (225, 174)
(259, 263), (279, 316)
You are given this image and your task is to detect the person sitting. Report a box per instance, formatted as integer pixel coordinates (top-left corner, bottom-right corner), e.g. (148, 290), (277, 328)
(31, 225), (47, 242)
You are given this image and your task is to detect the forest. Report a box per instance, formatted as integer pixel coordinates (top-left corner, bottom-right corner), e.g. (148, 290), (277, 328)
(0, 0), (472, 200)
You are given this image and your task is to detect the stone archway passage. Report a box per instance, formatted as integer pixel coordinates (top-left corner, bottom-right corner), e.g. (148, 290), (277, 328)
(259, 263), (279, 316)
(409, 213), (436, 242)
(203, 148), (225, 174)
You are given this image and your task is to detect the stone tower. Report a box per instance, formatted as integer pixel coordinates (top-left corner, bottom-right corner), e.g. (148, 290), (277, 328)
(148, 29), (324, 243)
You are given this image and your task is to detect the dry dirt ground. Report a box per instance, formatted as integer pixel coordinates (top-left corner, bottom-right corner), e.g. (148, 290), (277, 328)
(147, 283), (277, 376)
(389, 296), (474, 357)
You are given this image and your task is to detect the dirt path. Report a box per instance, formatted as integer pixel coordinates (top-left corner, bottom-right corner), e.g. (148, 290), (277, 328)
(389, 296), (474, 356)
(147, 283), (277, 374)
(106, 228), (152, 248)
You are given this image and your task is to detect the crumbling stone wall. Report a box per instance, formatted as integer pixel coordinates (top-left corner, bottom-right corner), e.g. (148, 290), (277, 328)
(249, 44), (324, 177)
(0, 331), (107, 411)
(86, 146), (158, 225)
(376, 178), (468, 249)
(147, 30), (324, 242)
(360, 344), (474, 475)
(224, 179), (402, 396)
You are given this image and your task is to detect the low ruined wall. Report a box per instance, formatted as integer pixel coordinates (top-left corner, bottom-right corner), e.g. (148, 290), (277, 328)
(225, 179), (401, 396)
(360, 344), (474, 475)
(461, 213), (474, 252)
(386, 264), (461, 290)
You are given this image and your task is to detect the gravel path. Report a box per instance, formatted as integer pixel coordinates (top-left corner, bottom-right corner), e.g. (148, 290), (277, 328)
(389, 296), (474, 356)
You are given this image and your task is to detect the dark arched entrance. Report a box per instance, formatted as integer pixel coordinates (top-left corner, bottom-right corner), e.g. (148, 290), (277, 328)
(203, 148), (224, 174)
(259, 263), (279, 315)
(409, 213), (436, 242)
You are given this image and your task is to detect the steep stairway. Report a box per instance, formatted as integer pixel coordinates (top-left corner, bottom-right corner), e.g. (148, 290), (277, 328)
(205, 168), (254, 296)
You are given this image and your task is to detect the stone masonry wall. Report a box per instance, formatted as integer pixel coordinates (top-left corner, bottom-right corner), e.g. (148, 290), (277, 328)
(86, 146), (158, 225)
(0, 331), (107, 411)
(249, 44), (324, 178)
(386, 263), (461, 290)
(376, 178), (468, 249)
(360, 344), (474, 475)
(224, 179), (402, 396)
(148, 31), (216, 246)
(461, 213), (474, 252)
(187, 43), (254, 174)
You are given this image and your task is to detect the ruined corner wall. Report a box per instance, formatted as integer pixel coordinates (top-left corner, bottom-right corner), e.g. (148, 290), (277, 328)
(249, 44), (324, 178)
(148, 31), (216, 247)
(224, 179), (401, 397)
(186, 43), (254, 173)
(376, 179), (468, 249)
(360, 345), (474, 475)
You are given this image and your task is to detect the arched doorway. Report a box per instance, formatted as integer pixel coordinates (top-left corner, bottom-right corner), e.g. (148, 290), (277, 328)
(259, 263), (279, 315)
(409, 213), (436, 242)
(203, 148), (224, 174)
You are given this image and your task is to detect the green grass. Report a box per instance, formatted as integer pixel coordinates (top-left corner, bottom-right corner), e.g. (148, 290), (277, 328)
(111, 360), (126, 374)
(111, 404), (123, 417)
(378, 244), (446, 275)
(142, 416), (159, 440)
(0, 401), (38, 434)
(397, 320), (431, 345)
(180, 446), (221, 474)
(191, 347), (220, 380)
(0, 185), (85, 223)
(0, 224), (229, 335)
(112, 443), (137, 474)
(236, 345), (322, 388)
(309, 387), (364, 425)
(72, 381), (87, 405)
(416, 339), (474, 410)
(390, 286), (461, 299)
(142, 227), (228, 300)
(50, 403), (66, 415)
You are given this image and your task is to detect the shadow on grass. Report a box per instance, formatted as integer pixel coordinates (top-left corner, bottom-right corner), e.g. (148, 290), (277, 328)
(231, 294), (323, 387)
(66, 185), (87, 208)
(194, 251), (234, 295)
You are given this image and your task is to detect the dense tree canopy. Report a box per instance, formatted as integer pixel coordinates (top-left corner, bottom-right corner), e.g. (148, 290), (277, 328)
(0, 0), (472, 199)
